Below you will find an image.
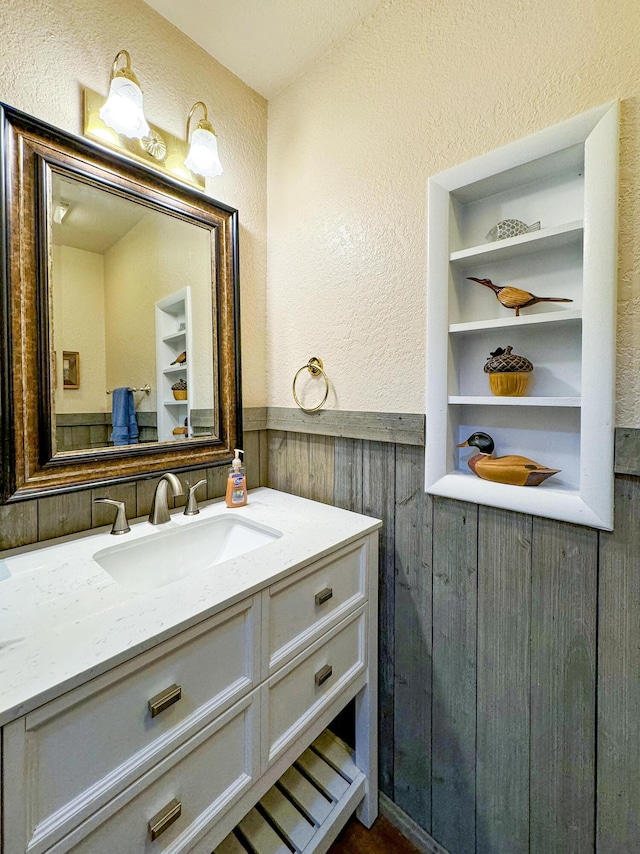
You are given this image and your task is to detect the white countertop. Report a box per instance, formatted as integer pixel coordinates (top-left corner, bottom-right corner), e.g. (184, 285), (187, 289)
(0, 488), (380, 726)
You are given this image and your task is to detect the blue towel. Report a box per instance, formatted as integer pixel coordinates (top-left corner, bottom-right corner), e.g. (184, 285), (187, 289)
(110, 387), (139, 446)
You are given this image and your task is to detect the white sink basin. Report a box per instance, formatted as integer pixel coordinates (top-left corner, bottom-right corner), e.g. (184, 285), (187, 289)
(93, 514), (282, 593)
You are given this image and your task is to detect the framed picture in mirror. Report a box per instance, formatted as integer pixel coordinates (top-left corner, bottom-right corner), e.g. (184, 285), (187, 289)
(62, 351), (79, 389)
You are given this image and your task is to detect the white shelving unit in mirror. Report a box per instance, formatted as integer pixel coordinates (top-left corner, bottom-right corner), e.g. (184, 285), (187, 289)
(155, 286), (193, 442)
(425, 102), (619, 529)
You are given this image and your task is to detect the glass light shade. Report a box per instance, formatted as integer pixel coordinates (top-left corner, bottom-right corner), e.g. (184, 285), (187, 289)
(185, 128), (223, 178)
(99, 76), (150, 139)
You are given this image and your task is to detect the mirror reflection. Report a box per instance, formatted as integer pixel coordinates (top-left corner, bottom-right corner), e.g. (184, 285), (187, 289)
(51, 172), (217, 453)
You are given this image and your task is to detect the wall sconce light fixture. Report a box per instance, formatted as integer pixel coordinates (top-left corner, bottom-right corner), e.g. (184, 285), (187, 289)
(99, 50), (150, 139)
(85, 53), (223, 190)
(185, 102), (223, 178)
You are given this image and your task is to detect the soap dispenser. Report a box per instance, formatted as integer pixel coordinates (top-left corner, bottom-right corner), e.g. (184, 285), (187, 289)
(225, 448), (248, 508)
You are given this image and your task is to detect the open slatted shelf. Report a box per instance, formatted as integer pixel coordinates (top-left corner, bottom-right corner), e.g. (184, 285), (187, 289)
(214, 731), (365, 854)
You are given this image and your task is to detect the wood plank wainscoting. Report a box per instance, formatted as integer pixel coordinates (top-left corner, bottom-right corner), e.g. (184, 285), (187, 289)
(262, 410), (640, 854)
(1, 409), (639, 853)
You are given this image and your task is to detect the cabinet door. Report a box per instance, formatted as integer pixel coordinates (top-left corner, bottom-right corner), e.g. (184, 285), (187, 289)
(2, 597), (259, 854)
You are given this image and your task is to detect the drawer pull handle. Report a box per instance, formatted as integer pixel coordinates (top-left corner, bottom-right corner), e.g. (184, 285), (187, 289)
(315, 587), (333, 606)
(315, 664), (333, 686)
(148, 684), (182, 718)
(148, 798), (182, 841)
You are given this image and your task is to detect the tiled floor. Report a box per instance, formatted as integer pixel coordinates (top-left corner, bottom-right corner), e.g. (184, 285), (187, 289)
(328, 816), (421, 853)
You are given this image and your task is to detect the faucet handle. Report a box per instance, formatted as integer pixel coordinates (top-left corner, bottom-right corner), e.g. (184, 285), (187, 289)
(94, 498), (131, 535)
(184, 479), (207, 516)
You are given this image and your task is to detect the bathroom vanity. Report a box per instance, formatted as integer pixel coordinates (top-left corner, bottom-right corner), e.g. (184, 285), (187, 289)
(0, 489), (380, 854)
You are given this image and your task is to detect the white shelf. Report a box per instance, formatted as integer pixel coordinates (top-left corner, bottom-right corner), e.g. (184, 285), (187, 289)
(162, 330), (186, 345)
(425, 102), (619, 530)
(427, 472), (607, 529)
(449, 220), (583, 265)
(449, 308), (582, 334)
(449, 396), (581, 407)
(156, 287), (192, 441)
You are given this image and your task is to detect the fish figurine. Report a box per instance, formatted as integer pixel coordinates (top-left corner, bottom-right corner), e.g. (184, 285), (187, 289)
(486, 219), (541, 242)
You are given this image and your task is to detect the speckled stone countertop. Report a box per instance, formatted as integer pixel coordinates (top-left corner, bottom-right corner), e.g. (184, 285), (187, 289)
(0, 488), (380, 726)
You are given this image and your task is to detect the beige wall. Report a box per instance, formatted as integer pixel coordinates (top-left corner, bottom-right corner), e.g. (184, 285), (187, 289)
(0, 0), (267, 407)
(104, 212), (213, 413)
(267, 0), (640, 425)
(52, 245), (107, 413)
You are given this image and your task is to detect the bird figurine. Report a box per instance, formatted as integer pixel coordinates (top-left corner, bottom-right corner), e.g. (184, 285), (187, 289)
(170, 351), (187, 365)
(457, 432), (560, 487)
(466, 277), (573, 317)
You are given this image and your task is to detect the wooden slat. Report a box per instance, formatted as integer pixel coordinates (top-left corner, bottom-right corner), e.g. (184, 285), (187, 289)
(597, 476), (640, 851)
(37, 490), (92, 541)
(362, 439), (396, 797)
(286, 431), (310, 497)
(312, 731), (359, 783)
(476, 506), (531, 854)
(278, 766), (333, 827)
(237, 808), (290, 854)
(259, 430), (269, 486)
(296, 748), (350, 802)
(431, 496), (477, 854)
(0, 501), (38, 550)
(614, 427), (640, 475)
(267, 408), (425, 445)
(267, 430), (289, 492)
(393, 443), (433, 831)
(334, 437), (363, 513)
(207, 463), (228, 500)
(308, 433), (334, 504)
(214, 832), (248, 854)
(243, 406), (268, 432)
(259, 787), (315, 852)
(530, 517), (597, 854)
(244, 430), (261, 489)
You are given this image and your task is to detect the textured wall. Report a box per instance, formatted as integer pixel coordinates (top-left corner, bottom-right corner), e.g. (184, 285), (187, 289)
(0, 0), (267, 406)
(267, 0), (640, 424)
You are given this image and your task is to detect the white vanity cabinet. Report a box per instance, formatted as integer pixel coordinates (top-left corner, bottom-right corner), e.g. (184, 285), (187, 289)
(1, 529), (378, 854)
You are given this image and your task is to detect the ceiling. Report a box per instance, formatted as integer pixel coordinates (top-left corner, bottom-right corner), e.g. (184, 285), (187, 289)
(142, 0), (387, 99)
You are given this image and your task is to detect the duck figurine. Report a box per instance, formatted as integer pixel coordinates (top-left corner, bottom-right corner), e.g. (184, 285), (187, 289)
(457, 432), (560, 487)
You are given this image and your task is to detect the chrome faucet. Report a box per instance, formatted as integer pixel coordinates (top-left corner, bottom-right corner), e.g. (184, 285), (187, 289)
(149, 473), (183, 525)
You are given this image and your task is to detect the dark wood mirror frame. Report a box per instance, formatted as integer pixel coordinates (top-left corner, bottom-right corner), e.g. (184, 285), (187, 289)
(0, 103), (242, 502)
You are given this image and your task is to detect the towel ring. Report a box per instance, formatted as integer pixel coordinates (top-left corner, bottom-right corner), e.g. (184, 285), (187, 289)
(293, 357), (330, 413)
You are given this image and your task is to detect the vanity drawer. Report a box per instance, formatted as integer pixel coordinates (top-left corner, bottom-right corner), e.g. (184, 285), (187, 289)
(262, 607), (366, 767)
(54, 692), (260, 854)
(263, 540), (367, 674)
(3, 597), (260, 854)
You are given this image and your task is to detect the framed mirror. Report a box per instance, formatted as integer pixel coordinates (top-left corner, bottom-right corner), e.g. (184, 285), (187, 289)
(0, 103), (241, 502)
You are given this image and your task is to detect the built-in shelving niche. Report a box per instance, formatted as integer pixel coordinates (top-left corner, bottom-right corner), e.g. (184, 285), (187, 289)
(425, 103), (619, 529)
